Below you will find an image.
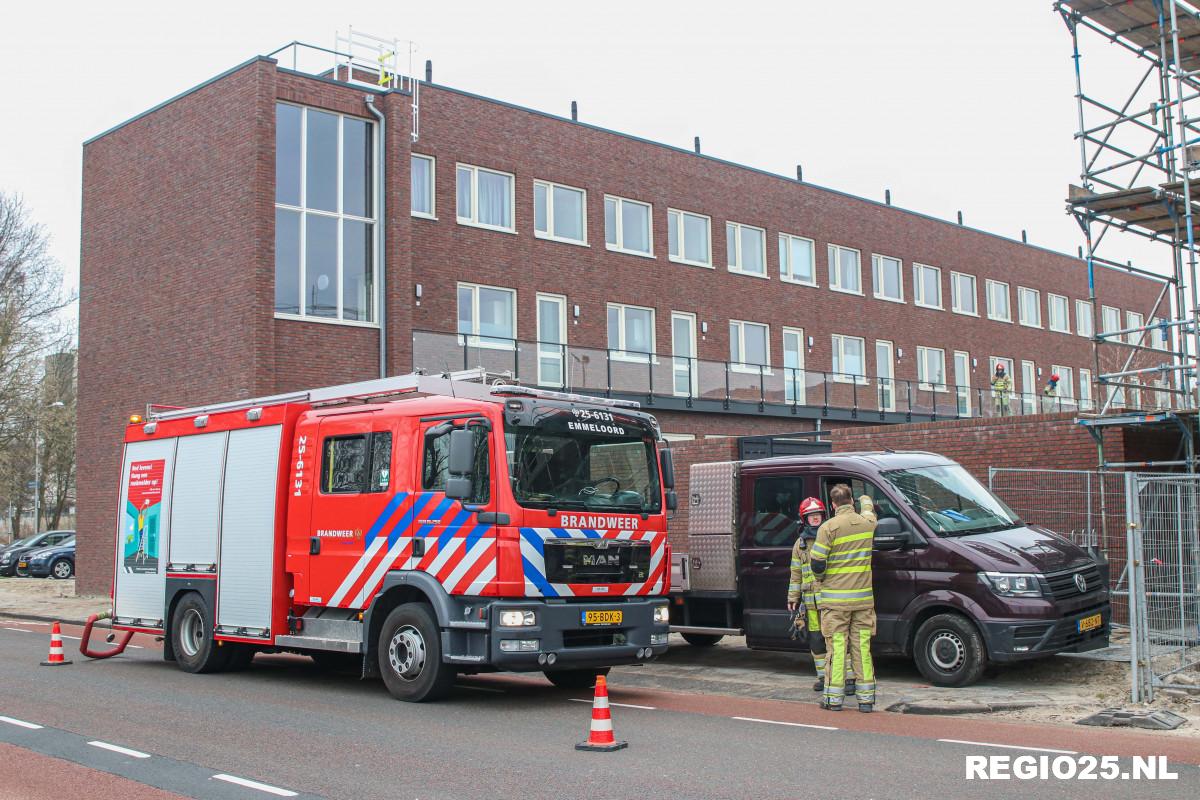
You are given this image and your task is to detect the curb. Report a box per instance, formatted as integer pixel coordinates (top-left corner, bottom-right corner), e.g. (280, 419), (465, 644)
(886, 699), (1048, 715)
(0, 611), (99, 626)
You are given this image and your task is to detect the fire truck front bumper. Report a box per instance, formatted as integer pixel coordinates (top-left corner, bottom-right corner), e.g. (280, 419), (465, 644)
(487, 597), (671, 669)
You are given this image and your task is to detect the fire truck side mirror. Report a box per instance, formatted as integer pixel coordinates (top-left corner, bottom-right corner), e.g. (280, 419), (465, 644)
(660, 449), (675, 490)
(666, 490), (678, 511)
(446, 428), (477, 500)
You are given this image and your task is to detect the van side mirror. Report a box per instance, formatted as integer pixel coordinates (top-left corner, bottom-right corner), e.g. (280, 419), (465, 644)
(873, 517), (913, 551)
(660, 449), (675, 490)
(446, 429), (477, 500)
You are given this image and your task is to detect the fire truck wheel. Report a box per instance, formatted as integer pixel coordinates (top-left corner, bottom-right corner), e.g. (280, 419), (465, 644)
(171, 593), (231, 674)
(681, 633), (724, 647)
(543, 667), (610, 689)
(378, 603), (456, 702)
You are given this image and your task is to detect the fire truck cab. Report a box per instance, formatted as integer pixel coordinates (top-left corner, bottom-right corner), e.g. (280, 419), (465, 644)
(110, 371), (675, 701)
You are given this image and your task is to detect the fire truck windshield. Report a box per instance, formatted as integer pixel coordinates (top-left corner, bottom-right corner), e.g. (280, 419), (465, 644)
(504, 409), (662, 513)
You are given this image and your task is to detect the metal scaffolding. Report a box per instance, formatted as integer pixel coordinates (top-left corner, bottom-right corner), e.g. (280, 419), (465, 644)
(1057, 0), (1200, 468)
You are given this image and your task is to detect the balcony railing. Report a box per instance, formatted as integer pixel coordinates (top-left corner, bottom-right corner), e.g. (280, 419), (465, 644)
(410, 330), (1126, 421)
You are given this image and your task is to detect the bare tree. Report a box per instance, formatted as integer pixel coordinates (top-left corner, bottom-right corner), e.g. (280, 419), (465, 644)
(0, 192), (72, 539)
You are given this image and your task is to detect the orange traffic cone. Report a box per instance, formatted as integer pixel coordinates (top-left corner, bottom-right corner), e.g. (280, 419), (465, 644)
(575, 674), (627, 751)
(40, 621), (73, 667)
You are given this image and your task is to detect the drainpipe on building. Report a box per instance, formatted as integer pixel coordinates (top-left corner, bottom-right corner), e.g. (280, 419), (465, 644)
(365, 94), (387, 379)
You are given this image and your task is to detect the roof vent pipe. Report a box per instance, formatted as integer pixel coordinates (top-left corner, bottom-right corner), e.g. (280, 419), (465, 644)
(796, 165), (803, 181)
(885, 189), (891, 205)
(1021, 229), (1028, 243)
(694, 136), (701, 154)
(571, 100), (578, 121)
(957, 211), (963, 225)
(425, 59), (432, 83)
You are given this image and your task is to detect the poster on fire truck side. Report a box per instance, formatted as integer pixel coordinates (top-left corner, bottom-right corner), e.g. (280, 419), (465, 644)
(123, 459), (165, 574)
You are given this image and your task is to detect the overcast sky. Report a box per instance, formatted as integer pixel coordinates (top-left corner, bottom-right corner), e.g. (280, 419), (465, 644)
(0, 0), (1166, 321)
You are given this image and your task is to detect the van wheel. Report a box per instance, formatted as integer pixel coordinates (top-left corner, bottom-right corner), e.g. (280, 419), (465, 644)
(377, 603), (456, 702)
(170, 593), (231, 674)
(914, 613), (987, 687)
(681, 633), (723, 647)
(544, 667), (610, 689)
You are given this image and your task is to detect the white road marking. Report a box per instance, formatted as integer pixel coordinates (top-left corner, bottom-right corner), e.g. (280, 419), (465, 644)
(88, 740), (151, 759)
(733, 716), (838, 731)
(3, 627), (30, 632)
(58, 634), (82, 640)
(212, 774), (298, 797)
(937, 738), (1077, 755)
(457, 684), (505, 693)
(569, 698), (656, 710)
(0, 716), (43, 729)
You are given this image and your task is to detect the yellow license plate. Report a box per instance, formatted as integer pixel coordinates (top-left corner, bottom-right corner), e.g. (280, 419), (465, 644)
(582, 610), (623, 626)
(1077, 613), (1102, 632)
(17, 562), (27, 568)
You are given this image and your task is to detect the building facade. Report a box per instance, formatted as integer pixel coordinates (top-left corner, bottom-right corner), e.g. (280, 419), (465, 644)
(77, 50), (1168, 592)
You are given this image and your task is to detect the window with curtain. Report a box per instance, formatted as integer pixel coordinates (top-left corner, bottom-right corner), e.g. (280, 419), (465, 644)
(951, 272), (977, 315)
(726, 222), (766, 276)
(274, 103), (376, 323)
(913, 264), (942, 309)
(729, 320), (770, 370)
(1048, 294), (1070, 333)
(831, 334), (866, 383)
(607, 303), (655, 361)
(1076, 300), (1094, 337)
(668, 208), (712, 266)
(534, 180), (586, 243)
(411, 154), (435, 217)
(987, 280), (1011, 322)
(1018, 287), (1041, 327)
(779, 233), (815, 285)
(604, 195), (652, 255)
(828, 244), (862, 294)
(456, 164), (514, 230)
(917, 346), (946, 391)
(457, 282), (516, 348)
(872, 254), (903, 301)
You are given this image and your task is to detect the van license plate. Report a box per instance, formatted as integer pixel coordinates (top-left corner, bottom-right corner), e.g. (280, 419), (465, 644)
(1077, 613), (1102, 632)
(582, 610), (622, 626)
(17, 562), (26, 569)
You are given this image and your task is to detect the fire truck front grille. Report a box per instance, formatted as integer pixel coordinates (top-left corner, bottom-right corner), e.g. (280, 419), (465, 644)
(543, 540), (651, 584)
(562, 629), (625, 648)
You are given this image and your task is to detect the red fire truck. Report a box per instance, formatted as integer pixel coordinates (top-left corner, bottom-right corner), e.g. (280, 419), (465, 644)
(108, 370), (675, 701)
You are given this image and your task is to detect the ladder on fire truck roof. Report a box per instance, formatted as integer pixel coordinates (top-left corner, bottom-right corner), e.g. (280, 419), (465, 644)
(145, 368), (643, 422)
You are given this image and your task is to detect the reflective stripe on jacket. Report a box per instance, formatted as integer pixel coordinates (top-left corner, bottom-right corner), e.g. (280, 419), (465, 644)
(812, 497), (876, 610)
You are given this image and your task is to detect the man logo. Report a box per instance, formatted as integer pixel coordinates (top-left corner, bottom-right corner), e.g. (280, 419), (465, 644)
(1074, 573), (1087, 593)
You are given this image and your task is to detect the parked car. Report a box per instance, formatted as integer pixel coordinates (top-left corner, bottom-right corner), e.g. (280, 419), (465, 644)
(16, 536), (76, 579)
(0, 530), (75, 577)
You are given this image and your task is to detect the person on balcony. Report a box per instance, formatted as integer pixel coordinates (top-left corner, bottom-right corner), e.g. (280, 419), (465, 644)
(991, 363), (1012, 416)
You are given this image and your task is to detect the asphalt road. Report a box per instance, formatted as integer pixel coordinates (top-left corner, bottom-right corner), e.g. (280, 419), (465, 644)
(1, 619), (1197, 800)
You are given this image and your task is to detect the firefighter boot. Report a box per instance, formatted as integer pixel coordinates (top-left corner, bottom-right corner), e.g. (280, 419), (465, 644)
(813, 678), (824, 693)
(858, 703), (874, 713)
(845, 678), (856, 696)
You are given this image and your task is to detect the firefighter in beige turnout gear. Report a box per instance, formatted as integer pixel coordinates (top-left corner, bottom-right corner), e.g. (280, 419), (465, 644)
(787, 497), (827, 690)
(810, 484), (877, 712)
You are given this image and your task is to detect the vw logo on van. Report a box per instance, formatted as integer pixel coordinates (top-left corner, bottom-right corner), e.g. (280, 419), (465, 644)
(1074, 573), (1087, 593)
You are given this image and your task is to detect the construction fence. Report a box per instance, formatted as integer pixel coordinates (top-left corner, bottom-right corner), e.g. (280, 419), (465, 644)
(990, 468), (1200, 702)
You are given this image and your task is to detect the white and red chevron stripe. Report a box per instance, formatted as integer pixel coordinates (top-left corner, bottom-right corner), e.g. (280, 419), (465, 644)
(518, 528), (668, 598)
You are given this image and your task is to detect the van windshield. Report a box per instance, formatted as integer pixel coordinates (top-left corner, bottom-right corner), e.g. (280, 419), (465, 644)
(882, 464), (1021, 535)
(504, 409), (661, 513)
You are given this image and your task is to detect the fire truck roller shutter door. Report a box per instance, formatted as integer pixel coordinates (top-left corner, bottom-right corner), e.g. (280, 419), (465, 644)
(216, 425), (283, 634)
(169, 432), (228, 570)
(114, 437), (178, 626)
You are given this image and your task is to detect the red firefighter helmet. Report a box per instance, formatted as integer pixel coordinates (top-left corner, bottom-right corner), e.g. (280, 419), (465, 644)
(1050, 373), (1060, 382)
(799, 497), (826, 517)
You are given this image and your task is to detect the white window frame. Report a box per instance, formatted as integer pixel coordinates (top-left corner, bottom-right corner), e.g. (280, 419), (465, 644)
(533, 179), (588, 246)
(607, 303), (656, 362)
(783, 326), (807, 404)
(1051, 365), (1074, 400)
(1101, 305), (1122, 337)
(1126, 311), (1145, 345)
(1079, 368), (1093, 411)
(729, 319), (771, 373)
(913, 263), (943, 309)
(726, 222), (768, 278)
(671, 311), (698, 397)
(667, 208), (713, 268)
(603, 194), (653, 258)
(1020, 360), (1037, 414)
(1150, 316), (1168, 350)
(274, 102), (380, 328)
(457, 281), (516, 350)
(831, 334), (868, 384)
(410, 153), (436, 219)
(827, 244), (863, 295)
(986, 279), (1012, 323)
(1076, 299), (1094, 338)
(917, 346), (948, 393)
(950, 271), (978, 316)
(1047, 293), (1070, 334)
(536, 292), (568, 388)
(953, 350), (971, 415)
(455, 162), (516, 233)
(779, 233), (817, 286)
(876, 339), (896, 412)
(871, 253), (905, 303)
(1017, 286), (1042, 328)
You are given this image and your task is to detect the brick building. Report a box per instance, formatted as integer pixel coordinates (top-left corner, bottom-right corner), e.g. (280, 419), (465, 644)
(77, 46), (1169, 592)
